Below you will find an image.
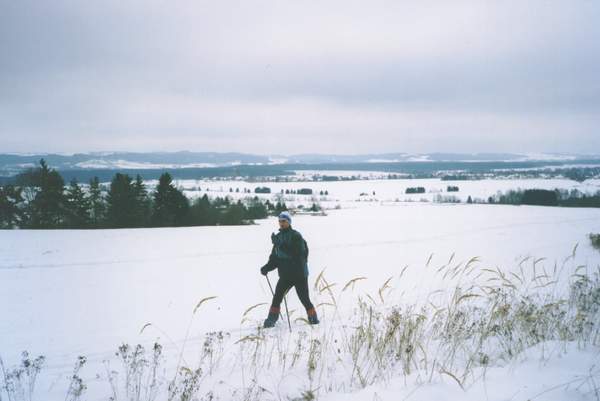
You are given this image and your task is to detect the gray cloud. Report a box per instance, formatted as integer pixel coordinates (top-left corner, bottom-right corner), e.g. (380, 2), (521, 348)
(1, 0), (599, 154)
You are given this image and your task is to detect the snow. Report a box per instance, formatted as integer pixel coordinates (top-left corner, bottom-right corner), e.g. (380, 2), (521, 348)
(492, 163), (600, 172)
(323, 342), (600, 401)
(290, 170), (402, 179)
(1, 178), (600, 400)
(518, 153), (579, 162)
(74, 159), (219, 169)
(171, 177), (600, 209)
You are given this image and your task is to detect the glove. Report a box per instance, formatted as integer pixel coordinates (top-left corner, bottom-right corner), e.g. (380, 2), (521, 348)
(260, 265), (269, 276)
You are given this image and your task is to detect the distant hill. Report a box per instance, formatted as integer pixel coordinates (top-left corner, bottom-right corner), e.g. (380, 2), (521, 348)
(1, 153), (599, 185)
(1, 151), (596, 178)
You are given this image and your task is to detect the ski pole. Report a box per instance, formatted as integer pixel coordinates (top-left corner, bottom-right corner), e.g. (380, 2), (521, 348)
(265, 275), (284, 322)
(282, 289), (292, 333)
(265, 274), (292, 332)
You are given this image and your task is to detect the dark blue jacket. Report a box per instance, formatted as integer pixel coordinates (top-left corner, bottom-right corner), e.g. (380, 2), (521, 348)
(262, 226), (309, 279)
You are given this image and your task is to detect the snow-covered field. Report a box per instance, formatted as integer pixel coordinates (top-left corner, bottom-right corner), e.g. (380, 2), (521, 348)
(1, 178), (600, 400)
(168, 177), (600, 208)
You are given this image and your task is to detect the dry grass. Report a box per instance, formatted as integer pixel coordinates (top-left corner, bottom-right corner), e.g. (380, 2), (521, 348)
(2, 250), (600, 401)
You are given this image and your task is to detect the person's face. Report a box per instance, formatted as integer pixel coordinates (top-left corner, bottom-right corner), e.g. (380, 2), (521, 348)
(278, 219), (290, 229)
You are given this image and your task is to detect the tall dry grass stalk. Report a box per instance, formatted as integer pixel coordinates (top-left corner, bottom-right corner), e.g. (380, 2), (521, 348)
(3, 249), (600, 401)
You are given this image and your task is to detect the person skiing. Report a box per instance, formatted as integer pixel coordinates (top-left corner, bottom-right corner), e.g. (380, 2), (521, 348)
(260, 211), (319, 328)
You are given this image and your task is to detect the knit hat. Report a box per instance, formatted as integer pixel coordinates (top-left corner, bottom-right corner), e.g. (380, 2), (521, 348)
(278, 211), (292, 224)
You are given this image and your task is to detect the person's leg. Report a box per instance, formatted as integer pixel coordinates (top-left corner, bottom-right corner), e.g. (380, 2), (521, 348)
(265, 277), (293, 327)
(271, 277), (293, 309)
(294, 276), (319, 323)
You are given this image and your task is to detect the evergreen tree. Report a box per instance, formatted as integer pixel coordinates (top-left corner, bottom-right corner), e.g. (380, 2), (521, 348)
(521, 189), (558, 206)
(190, 194), (218, 225)
(20, 159), (66, 228)
(212, 196), (231, 208)
(221, 200), (247, 225)
(88, 177), (106, 227)
(132, 175), (151, 227)
(246, 198), (268, 220)
(151, 173), (190, 227)
(274, 201), (288, 214)
(0, 185), (24, 228)
(64, 179), (91, 228)
(106, 173), (139, 228)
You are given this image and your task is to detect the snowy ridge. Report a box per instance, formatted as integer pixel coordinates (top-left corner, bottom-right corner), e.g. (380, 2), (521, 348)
(74, 159), (219, 169)
(1, 152), (599, 174)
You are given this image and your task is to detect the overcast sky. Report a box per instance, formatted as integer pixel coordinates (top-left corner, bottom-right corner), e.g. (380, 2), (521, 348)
(1, 0), (599, 155)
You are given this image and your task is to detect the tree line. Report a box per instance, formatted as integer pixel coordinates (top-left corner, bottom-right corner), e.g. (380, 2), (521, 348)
(0, 160), (288, 229)
(488, 188), (600, 207)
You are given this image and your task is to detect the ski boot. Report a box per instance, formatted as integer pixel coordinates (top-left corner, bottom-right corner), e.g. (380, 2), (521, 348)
(307, 307), (320, 325)
(263, 306), (280, 328)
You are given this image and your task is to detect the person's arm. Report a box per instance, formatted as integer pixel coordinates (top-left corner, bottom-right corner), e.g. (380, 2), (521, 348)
(288, 231), (306, 262)
(260, 245), (278, 275)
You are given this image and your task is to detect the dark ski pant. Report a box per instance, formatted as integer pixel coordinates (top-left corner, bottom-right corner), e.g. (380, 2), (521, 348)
(270, 275), (315, 315)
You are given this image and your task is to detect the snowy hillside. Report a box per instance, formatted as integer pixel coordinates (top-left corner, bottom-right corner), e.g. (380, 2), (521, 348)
(1, 195), (600, 400)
